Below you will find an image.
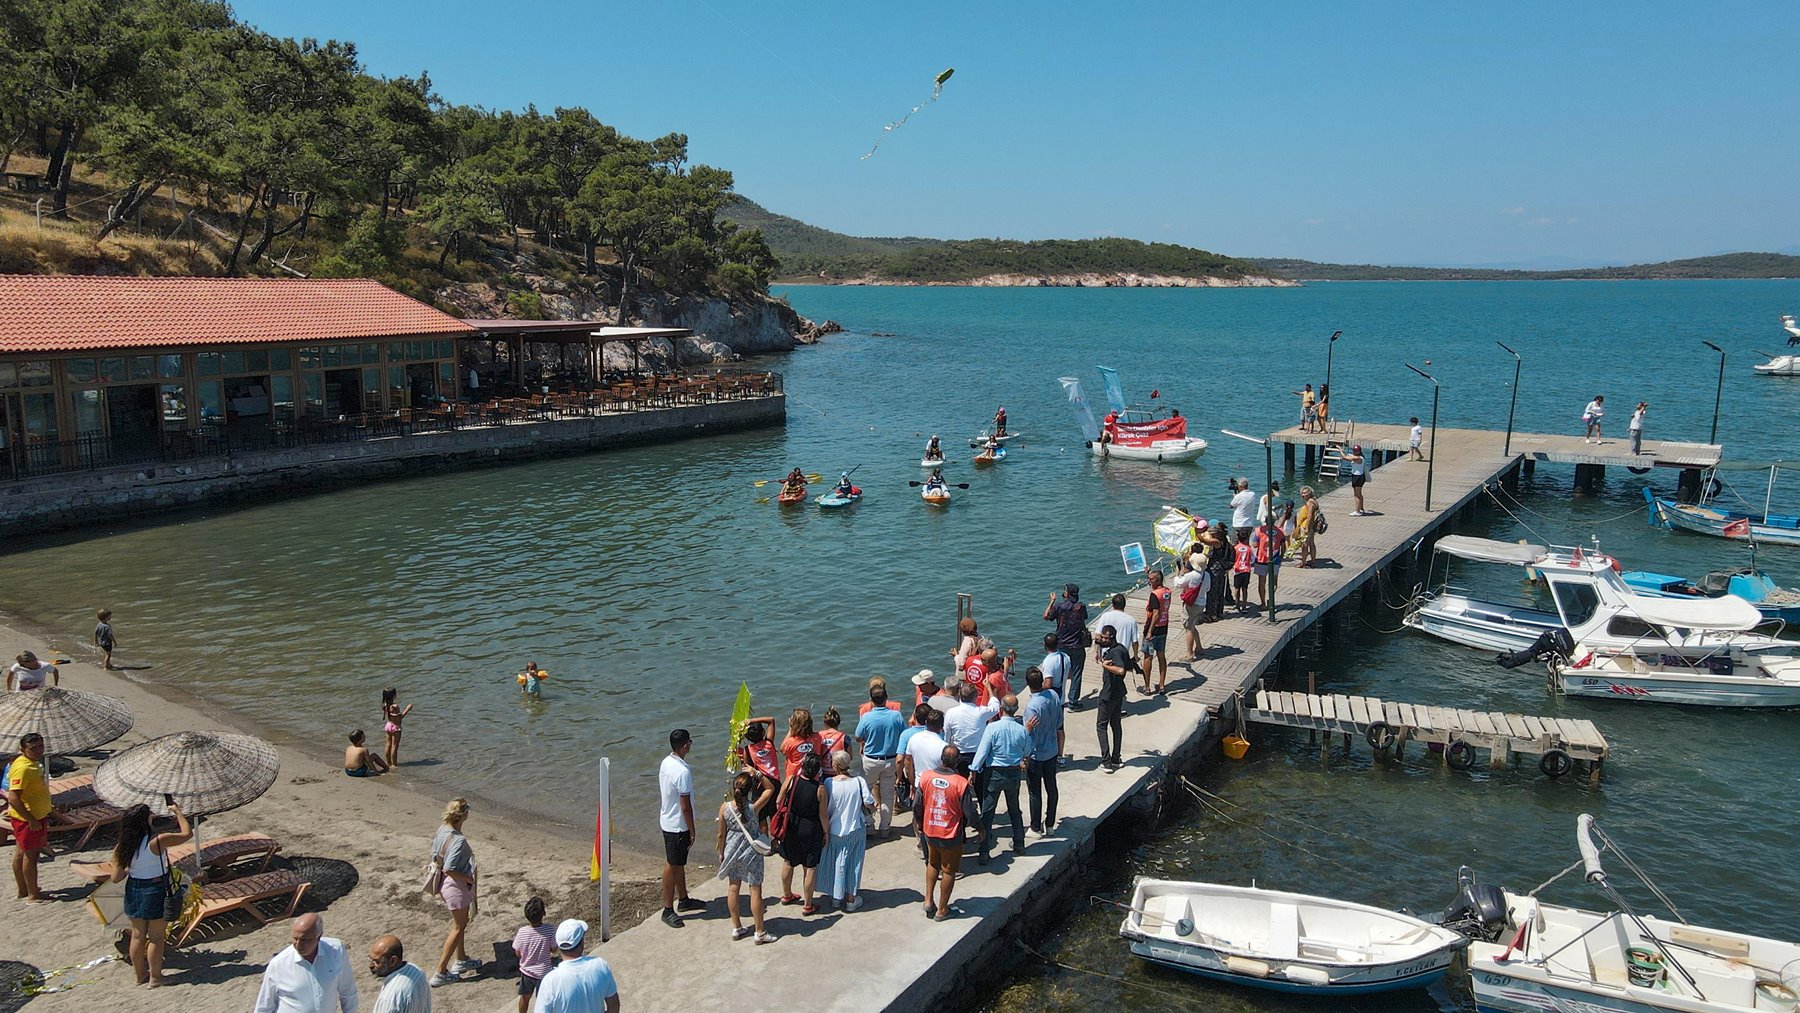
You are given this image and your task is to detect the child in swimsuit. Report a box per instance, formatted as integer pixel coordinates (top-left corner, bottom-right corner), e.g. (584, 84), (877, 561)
(517, 662), (547, 698)
(381, 687), (412, 770)
(345, 729), (390, 777)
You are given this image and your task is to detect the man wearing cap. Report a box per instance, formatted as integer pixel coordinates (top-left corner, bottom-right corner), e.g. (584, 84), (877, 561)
(534, 919), (620, 1013)
(253, 913), (357, 1013)
(913, 669), (957, 717)
(657, 729), (704, 928)
(1346, 445), (1368, 515)
(1043, 585), (1088, 707)
(368, 935), (430, 1013)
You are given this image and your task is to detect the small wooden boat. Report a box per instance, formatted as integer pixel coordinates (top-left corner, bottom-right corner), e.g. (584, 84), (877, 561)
(776, 485), (807, 506)
(1119, 879), (1467, 996)
(817, 487), (861, 509)
(921, 485), (951, 506)
(1647, 469), (1800, 547)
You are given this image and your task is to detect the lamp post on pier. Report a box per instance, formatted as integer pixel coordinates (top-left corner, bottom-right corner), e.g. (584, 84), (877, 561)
(1222, 428), (1278, 624)
(1405, 363), (1440, 511)
(1496, 340), (1521, 457)
(1323, 329), (1342, 394)
(1701, 340), (1725, 445)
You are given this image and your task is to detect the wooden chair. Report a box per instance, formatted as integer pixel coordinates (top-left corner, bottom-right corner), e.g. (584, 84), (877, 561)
(168, 832), (282, 878)
(47, 801), (128, 849)
(175, 869), (310, 946)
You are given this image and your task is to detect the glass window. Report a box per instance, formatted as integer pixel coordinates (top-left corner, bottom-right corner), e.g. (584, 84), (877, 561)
(361, 343), (379, 365)
(438, 362), (453, 388)
(72, 388), (105, 435)
(271, 375), (294, 422)
(388, 366), (406, 408)
(157, 354), (184, 378)
(100, 357), (127, 382)
(406, 341), (423, 361)
(299, 346), (322, 370)
(270, 348), (292, 371)
(245, 350), (269, 373)
(66, 359), (97, 384)
(302, 373), (324, 416)
(438, 339), (454, 359)
(388, 342), (405, 360)
(130, 355), (154, 380)
(362, 367), (383, 411)
(160, 384), (188, 430)
(1550, 582), (1600, 628)
(18, 361), (52, 387)
(1606, 617), (1654, 639)
(198, 380), (223, 424)
(0, 362), (14, 388)
(197, 352), (221, 376)
(221, 350), (246, 375)
(322, 345), (342, 368)
(22, 392), (57, 440)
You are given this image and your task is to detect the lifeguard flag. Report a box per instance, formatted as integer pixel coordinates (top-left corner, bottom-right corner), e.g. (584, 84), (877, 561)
(589, 794), (605, 881)
(1723, 517), (1752, 538)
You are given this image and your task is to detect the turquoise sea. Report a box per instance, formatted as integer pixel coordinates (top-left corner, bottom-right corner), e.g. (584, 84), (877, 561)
(4, 280), (1799, 1011)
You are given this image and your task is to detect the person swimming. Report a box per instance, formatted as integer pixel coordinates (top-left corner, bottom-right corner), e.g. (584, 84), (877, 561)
(517, 662), (548, 697)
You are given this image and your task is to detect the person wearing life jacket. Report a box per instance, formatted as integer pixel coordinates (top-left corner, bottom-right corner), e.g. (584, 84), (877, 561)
(833, 472), (856, 498)
(517, 662), (548, 697)
(924, 435), (942, 461)
(781, 467), (807, 498)
(925, 469), (948, 494)
(1100, 411), (1118, 444)
(993, 407), (1007, 437)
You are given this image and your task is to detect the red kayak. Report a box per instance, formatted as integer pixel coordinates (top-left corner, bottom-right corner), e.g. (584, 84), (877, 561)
(777, 485), (807, 505)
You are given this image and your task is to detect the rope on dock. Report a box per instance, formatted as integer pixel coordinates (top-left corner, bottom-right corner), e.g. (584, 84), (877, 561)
(1172, 778), (1370, 881)
(1016, 940), (1230, 1010)
(1488, 483), (1649, 529)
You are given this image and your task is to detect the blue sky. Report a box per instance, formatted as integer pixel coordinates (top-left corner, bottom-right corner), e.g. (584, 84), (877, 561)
(232, 1), (1799, 267)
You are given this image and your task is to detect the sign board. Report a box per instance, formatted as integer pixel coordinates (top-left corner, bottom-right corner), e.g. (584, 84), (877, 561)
(1120, 541), (1147, 575)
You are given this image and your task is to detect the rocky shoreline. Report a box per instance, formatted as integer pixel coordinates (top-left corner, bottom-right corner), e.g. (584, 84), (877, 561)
(784, 271), (1298, 288)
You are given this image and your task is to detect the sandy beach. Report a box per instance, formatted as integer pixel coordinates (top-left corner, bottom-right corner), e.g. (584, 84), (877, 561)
(0, 617), (666, 1013)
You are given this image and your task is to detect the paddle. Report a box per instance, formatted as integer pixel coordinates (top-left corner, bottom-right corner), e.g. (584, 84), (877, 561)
(751, 473), (822, 487)
(909, 480), (971, 489)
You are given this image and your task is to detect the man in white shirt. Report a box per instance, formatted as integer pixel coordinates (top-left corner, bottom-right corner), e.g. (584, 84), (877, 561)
(254, 913), (358, 1013)
(1409, 417), (1424, 460)
(1228, 478), (1256, 542)
(1629, 401), (1647, 455)
(942, 682), (999, 773)
(534, 919), (620, 1013)
(369, 935), (430, 1013)
(901, 709), (948, 858)
(657, 729), (703, 928)
(1092, 594), (1140, 673)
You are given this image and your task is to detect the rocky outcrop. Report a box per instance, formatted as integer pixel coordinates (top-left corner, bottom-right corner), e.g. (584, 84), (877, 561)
(811, 272), (1297, 288)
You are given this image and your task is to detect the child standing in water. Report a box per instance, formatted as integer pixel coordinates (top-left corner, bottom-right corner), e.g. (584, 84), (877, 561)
(381, 687), (412, 770)
(93, 609), (117, 670)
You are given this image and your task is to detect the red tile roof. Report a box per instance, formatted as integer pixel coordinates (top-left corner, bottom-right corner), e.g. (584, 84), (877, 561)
(0, 275), (476, 354)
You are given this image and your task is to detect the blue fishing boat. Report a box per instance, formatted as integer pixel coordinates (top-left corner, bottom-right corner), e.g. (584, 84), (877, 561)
(1644, 464), (1800, 548)
(1621, 567), (1800, 624)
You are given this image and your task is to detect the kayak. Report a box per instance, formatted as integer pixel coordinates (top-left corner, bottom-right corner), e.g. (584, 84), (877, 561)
(920, 457), (947, 468)
(921, 485), (952, 506)
(818, 487), (862, 509)
(776, 485), (807, 505)
(973, 446), (1007, 466)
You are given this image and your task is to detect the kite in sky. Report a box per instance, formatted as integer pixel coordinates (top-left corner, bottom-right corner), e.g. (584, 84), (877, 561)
(861, 68), (954, 160)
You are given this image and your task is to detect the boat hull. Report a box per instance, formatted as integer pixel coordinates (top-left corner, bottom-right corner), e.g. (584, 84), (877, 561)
(1471, 965), (1709, 1013)
(1128, 939), (1454, 996)
(1406, 595), (1565, 653)
(1653, 497), (1800, 546)
(1090, 438), (1209, 463)
(1560, 668), (1800, 707)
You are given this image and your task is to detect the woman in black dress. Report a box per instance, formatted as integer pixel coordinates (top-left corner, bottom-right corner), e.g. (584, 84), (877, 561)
(777, 754), (829, 914)
(1204, 521), (1233, 620)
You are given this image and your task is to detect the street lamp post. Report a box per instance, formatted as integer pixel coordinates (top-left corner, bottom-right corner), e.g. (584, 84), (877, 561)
(1405, 364), (1440, 511)
(1496, 340), (1521, 457)
(1323, 329), (1342, 393)
(1701, 340), (1725, 445)
(1221, 428), (1278, 624)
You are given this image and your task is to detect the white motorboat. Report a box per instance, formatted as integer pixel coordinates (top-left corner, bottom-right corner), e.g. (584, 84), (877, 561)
(1751, 315), (1800, 374)
(1119, 879), (1467, 996)
(1405, 536), (1790, 658)
(1546, 639), (1800, 708)
(1089, 406), (1207, 463)
(1454, 815), (1800, 1013)
(1091, 434), (1210, 463)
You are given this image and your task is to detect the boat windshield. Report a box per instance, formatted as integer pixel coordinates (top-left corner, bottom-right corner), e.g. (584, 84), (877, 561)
(1550, 582), (1600, 628)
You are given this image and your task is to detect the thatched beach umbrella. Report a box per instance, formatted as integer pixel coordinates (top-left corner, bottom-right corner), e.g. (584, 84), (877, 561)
(95, 730), (279, 817)
(0, 687), (133, 755)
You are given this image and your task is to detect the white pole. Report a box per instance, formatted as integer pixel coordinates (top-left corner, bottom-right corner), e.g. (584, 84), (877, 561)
(1765, 467), (1777, 521)
(596, 757), (611, 942)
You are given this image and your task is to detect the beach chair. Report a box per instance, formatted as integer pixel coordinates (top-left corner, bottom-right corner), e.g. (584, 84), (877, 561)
(47, 801), (128, 849)
(174, 869), (310, 947)
(167, 832), (281, 878)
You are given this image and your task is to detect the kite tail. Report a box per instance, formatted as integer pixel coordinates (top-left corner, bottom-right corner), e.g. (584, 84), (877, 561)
(860, 82), (946, 160)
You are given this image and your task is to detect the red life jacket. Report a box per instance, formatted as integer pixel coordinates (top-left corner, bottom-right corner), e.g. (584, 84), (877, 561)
(780, 733), (825, 772)
(819, 728), (847, 759)
(742, 740), (780, 781)
(1147, 586), (1172, 629)
(919, 772), (969, 839)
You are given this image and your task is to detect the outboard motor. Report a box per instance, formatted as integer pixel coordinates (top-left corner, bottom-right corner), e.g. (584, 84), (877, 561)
(1495, 627), (1574, 670)
(1438, 867), (1509, 942)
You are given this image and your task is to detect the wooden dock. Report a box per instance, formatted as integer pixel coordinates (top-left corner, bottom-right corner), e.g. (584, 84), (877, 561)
(1245, 688), (1609, 779)
(1268, 422), (1722, 471)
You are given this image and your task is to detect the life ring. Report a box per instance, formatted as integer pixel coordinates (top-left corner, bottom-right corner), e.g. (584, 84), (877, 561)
(1539, 749), (1573, 778)
(1365, 721), (1398, 750)
(1628, 466), (1651, 475)
(1707, 477), (1723, 498)
(1445, 740), (1477, 771)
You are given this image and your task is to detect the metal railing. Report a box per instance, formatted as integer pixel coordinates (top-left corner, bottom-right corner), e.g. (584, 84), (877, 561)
(2, 370), (782, 482)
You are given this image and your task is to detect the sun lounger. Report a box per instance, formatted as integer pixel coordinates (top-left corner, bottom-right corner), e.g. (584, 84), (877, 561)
(174, 869), (310, 947)
(167, 833), (281, 877)
(47, 801), (128, 849)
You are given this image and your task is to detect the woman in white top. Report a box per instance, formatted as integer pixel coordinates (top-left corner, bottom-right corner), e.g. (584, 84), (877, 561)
(820, 751), (875, 912)
(109, 800), (193, 986)
(6, 651), (58, 691)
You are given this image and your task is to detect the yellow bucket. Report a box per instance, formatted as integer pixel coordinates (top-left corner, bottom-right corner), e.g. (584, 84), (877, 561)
(1223, 734), (1251, 760)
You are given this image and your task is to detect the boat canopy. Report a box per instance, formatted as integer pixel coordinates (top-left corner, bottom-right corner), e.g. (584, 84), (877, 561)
(1627, 593), (1762, 632)
(1432, 535), (1546, 566)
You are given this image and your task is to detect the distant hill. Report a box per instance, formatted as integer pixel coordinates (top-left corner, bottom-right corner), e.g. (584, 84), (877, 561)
(1248, 252), (1800, 281)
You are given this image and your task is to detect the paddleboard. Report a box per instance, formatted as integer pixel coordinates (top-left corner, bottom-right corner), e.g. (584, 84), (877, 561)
(920, 457), (947, 468)
(818, 487), (862, 509)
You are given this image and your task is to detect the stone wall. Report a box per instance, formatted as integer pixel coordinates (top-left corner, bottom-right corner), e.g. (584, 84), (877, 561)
(0, 396), (785, 540)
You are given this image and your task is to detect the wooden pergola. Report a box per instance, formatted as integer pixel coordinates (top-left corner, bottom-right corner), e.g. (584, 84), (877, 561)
(458, 320), (693, 397)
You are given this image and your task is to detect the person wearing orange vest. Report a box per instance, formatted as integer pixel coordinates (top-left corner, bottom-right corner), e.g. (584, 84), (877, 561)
(1250, 517), (1288, 608)
(918, 745), (970, 922)
(1141, 570), (1173, 695)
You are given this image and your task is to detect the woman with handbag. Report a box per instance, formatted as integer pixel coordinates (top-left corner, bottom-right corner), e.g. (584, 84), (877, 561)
(715, 771), (777, 944)
(429, 797), (480, 987)
(776, 754), (828, 913)
(821, 751), (876, 912)
(109, 801), (193, 987)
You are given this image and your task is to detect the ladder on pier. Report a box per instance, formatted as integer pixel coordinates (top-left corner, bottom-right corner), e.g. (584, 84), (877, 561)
(1318, 441), (1345, 480)
(1242, 688), (1608, 780)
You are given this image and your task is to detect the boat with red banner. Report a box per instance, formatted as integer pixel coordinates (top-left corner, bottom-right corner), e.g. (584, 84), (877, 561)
(1092, 407), (1208, 463)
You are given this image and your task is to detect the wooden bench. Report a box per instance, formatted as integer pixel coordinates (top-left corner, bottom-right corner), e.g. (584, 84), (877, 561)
(175, 869), (310, 946)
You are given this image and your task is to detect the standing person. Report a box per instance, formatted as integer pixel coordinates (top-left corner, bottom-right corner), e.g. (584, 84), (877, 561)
(1294, 383), (1316, 432)
(381, 688), (412, 771)
(657, 729), (703, 927)
(1315, 385), (1330, 433)
(1346, 444), (1369, 516)
(1630, 402), (1647, 455)
(1038, 633), (1071, 701)
(943, 681), (999, 776)
(5, 652), (57, 691)
(109, 801), (193, 985)
(4, 733), (51, 903)
(1231, 538), (1255, 611)
(778, 709), (826, 784)
(951, 617), (980, 674)
(1583, 394), (1605, 443)
(970, 695), (1029, 864)
(1043, 584), (1090, 708)
(1141, 570), (1172, 694)
(428, 798), (479, 987)
(1021, 671), (1062, 834)
(1229, 478), (1256, 543)
(1095, 626), (1131, 770)
(93, 609), (117, 670)
(776, 754), (828, 914)
(370, 935), (431, 1013)
(818, 707), (850, 763)
(821, 751), (874, 911)
(901, 708), (948, 857)
(857, 676), (902, 715)
(252, 914), (357, 1013)
(918, 745), (970, 921)
(1257, 481), (1282, 526)
(852, 686), (905, 836)
(1093, 593), (1140, 678)
(1205, 521), (1234, 618)
(1295, 486), (1321, 568)
(1174, 557), (1207, 658)
(1251, 515), (1288, 608)
(511, 897), (555, 1013)
(1409, 417), (1424, 460)
(533, 920), (620, 1013)
(715, 771), (776, 944)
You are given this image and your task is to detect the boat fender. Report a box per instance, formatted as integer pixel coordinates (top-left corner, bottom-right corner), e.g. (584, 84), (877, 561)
(1628, 466), (1651, 475)
(1223, 956), (1271, 978)
(1445, 740), (1477, 771)
(1539, 749), (1572, 779)
(1365, 721), (1398, 751)
(1282, 964), (1332, 987)
(1707, 477), (1723, 499)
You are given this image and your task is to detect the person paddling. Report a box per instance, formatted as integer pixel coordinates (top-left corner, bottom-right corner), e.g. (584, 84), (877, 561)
(993, 406), (1008, 438)
(833, 472), (856, 498)
(924, 435), (943, 462)
(781, 468), (807, 498)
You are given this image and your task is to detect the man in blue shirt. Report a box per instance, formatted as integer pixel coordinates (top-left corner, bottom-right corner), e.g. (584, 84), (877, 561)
(853, 687), (907, 837)
(970, 695), (1031, 865)
(1022, 669), (1063, 834)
